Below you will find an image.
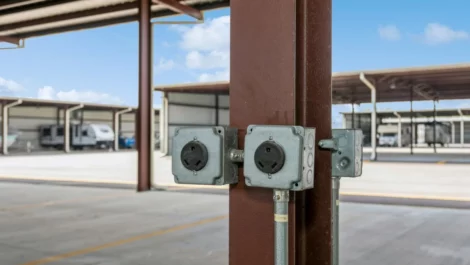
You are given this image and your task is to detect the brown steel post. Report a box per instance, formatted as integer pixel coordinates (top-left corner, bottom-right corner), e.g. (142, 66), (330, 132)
(137, 0), (152, 192)
(230, 0), (332, 265)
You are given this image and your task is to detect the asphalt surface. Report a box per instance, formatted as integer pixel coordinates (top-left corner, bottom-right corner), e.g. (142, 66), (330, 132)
(1, 182), (470, 265)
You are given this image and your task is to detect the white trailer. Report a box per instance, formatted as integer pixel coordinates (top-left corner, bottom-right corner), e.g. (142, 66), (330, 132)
(39, 123), (114, 150)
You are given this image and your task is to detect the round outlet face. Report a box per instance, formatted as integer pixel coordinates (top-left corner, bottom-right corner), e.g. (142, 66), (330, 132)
(180, 141), (209, 171)
(254, 141), (285, 174)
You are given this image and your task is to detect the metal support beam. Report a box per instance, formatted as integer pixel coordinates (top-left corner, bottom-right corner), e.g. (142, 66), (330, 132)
(458, 109), (464, 147)
(359, 72), (377, 160)
(410, 86), (414, 155)
(452, 122), (455, 144)
(64, 104), (83, 153)
(393, 112), (402, 147)
(0, 35), (20, 45)
(351, 103), (355, 129)
(433, 100), (437, 153)
(114, 108), (133, 151)
(2, 100), (22, 155)
(152, 0), (203, 20)
(137, 0), (153, 192)
(230, 0), (332, 264)
(160, 92), (169, 154)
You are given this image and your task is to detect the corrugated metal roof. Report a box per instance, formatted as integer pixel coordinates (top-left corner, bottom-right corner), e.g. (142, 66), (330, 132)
(0, 96), (160, 113)
(0, 0), (228, 40)
(154, 63), (470, 104)
(341, 108), (470, 118)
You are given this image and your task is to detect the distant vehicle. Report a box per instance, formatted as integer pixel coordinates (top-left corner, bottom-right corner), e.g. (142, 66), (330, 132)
(39, 123), (115, 150)
(0, 127), (20, 148)
(378, 124), (412, 147)
(119, 133), (135, 149)
(425, 122), (451, 147)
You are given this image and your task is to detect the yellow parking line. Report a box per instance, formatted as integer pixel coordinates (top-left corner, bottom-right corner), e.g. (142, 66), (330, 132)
(437, 160), (447, 164)
(20, 215), (228, 265)
(340, 191), (470, 202)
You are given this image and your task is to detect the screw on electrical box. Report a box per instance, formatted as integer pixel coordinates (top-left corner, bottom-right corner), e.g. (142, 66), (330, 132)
(172, 126), (241, 186)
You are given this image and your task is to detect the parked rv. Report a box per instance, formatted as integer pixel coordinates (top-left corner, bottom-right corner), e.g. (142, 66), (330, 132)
(39, 123), (115, 150)
(424, 122), (451, 147)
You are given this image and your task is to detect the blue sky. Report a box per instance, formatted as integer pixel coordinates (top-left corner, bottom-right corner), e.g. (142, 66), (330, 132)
(1, 1), (470, 127)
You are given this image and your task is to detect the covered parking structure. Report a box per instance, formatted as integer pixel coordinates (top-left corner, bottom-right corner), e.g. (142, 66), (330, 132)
(0, 96), (160, 154)
(155, 63), (470, 159)
(342, 108), (470, 150)
(0, 0), (228, 191)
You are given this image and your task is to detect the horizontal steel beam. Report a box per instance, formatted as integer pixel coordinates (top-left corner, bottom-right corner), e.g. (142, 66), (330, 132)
(0, 35), (20, 45)
(152, 0), (203, 20)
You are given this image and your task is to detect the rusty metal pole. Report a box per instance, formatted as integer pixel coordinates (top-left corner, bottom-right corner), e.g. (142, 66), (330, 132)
(230, 0), (332, 264)
(137, 0), (152, 192)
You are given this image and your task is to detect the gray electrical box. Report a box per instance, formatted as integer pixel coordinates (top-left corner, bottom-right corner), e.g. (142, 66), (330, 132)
(172, 126), (239, 185)
(243, 125), (316, 191)
(319, 129), (363, 178)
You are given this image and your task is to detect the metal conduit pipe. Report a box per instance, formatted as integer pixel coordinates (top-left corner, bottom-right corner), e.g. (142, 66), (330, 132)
(114, 108), (133, 151)
(64, 104), (84, 153)
(359, 72), (377, 160)
(2, 99), (22, 155)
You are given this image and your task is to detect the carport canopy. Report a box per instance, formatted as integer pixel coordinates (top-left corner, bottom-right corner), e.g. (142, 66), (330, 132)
(0, 0), (229, 45)
(341, 108), (470, 119)
(154, 63), (470, 104)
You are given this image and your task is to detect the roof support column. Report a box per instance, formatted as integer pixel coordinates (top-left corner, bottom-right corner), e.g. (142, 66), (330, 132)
(433, 100), (437, 153)
(2, 100), (22, 155)
(451, 122), (455, 144)
(230, 0), (332, 264)
(359, 73), (377, 161)
(137, 0), (153, 192)
(64, 104), (83, 153)
(114, 108), (132, 151)
(351, 103), (355, 129)
(410, 86), (414, 155)
(458, 109), (464, 148)
(160, 92), (169, 155)
(394, 112), (402, 147)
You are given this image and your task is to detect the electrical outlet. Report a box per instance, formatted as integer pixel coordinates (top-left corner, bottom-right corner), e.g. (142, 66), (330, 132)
(243, 125), (316, 191)
(172, 126), (239, 185)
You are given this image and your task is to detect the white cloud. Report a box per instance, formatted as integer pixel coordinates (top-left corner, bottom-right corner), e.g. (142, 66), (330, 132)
(37, 86), (54, 100)
(178, 16), (230, 52)
(155, 58), (176, 71)
(0, 76), (23, 92)
(422, 23), (469, 45)
(198, 69), (229, 82)
(186, 50), (229, 69)
(378, 25), (401, 41)
(174, 16), (230, 73)
(37, 86), (123, 105)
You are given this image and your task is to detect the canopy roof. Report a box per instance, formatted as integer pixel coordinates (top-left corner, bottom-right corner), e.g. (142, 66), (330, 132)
(155, 63), (470, 104)
(0, 0), (228, 43)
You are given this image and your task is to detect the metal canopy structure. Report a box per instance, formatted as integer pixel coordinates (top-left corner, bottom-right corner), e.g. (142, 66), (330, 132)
(0, 0), (228, 45)
(0, 96), (159, 154)
(155, 63), (470, 104)
(0, 0), (230, 191)
(0, 96), (145, 112)
(341, 108), (470, 119)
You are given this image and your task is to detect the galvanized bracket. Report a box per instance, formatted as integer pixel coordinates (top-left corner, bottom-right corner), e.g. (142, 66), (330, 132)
(318, 129), (364, 178)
